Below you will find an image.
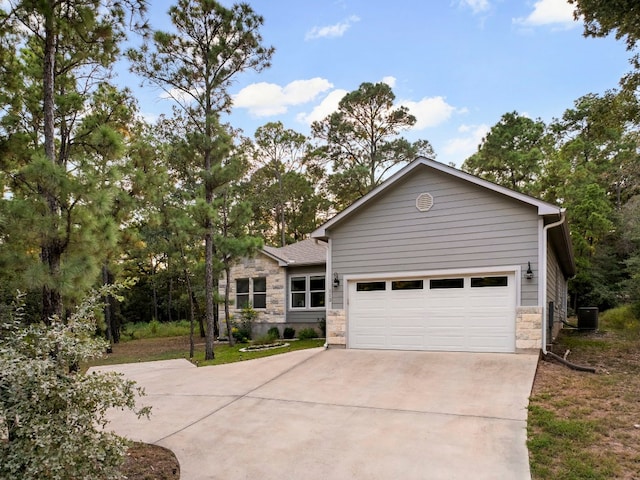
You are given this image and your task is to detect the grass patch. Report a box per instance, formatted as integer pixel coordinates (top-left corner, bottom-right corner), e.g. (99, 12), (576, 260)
(529, 306), (640, 479)
(85, 335), (324, 369)
(120, 320), (192, 341)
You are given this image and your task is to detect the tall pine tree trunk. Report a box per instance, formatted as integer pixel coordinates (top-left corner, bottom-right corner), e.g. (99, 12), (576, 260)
(103, 264), (113, 344)
(184, 267), (195, 359)
(204, 137), (215, 359)
(41, 1), (63, 322)
(224, 265), (234, 346)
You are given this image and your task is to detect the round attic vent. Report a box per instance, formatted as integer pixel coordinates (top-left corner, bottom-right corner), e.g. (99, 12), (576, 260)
(416, 193), (434, 212)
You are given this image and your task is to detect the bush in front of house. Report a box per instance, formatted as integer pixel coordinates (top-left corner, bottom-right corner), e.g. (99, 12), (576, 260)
(283, 327), (295, 339)
(318, 318), (326, 337)
(232, 305), (258, 342)
(267, 326), (280, 340)
(297, 327), (318, 340)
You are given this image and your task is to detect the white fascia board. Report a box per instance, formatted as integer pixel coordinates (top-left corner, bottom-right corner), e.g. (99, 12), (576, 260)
(259, 249), (289, 267)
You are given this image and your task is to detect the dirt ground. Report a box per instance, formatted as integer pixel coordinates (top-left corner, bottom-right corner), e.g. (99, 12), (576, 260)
(121, 443), (180, 480)
(529, 328), (640, 479)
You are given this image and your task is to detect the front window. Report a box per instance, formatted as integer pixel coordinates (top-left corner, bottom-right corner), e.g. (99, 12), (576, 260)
(236, 278), (249, 309)
(253, 277), (266, 309)
(290, 275), (325, 309)
(291, 276), (306, 308)
(310, 276), (325, 308)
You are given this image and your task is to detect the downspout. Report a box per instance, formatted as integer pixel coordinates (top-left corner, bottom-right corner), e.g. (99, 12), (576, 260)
(541, 210), (566, 354)
(314, 238), (331, 350)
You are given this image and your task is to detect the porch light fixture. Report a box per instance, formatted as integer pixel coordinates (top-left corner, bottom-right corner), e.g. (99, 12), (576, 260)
(333, 272), (340, 288)
(525, 262), (534, 280)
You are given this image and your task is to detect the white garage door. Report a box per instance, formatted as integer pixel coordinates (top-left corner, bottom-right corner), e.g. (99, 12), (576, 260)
(348, 273), (516, 352)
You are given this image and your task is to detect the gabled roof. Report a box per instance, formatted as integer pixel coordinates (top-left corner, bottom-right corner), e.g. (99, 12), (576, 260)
(311, 157), (576, 276)
(261, 238), (326, 267)
(313, 157), (563, 239)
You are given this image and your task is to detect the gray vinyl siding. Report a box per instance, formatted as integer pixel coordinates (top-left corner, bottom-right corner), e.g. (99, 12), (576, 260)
(286, 264), (327, 323)
(330, 167), (540, 309)
(547, 244), (567, 324)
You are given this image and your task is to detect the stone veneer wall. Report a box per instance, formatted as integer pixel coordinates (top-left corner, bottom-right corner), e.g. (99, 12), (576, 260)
(326, 309), (346, 347)
(516, 306), (543, 351)
(219, 255), (285, 324)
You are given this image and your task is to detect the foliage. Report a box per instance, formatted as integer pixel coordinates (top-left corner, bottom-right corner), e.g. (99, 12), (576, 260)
(267, 326), (281, 339)
(462, 111), (546, 195)
(297, 327), (318, 340)
(0, 0), (147, 320)
(599, 305), (638, 331)
(244, 122), (326, 246)
(251, 334), (282, 346)
(311, 81), (434, 209)
(319, 318), (326, 337)
(283, 327), (296, 339)
(120, 320), (192, 341)
(0, 288), (150, 480)
(128, 0), (273, 361)
(232, 305), (258, 342)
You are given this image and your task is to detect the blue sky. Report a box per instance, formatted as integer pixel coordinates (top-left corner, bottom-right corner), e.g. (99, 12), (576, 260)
(127, 0), (633, 167)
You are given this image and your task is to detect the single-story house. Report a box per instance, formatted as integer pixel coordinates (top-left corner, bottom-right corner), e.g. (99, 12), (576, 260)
(311, 157), (575, 353)
(219, 238), (327, 338)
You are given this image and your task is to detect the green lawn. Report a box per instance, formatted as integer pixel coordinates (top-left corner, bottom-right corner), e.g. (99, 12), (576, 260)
(85, 333), (325, 369)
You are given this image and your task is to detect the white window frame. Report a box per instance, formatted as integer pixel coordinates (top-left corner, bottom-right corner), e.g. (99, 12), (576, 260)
(289, 274), (325, 310)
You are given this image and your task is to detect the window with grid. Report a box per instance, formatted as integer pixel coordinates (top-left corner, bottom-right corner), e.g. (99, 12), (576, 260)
(309, 276), (325, 308)
(236, 278), (249, 309)
(253, 277), (266, 309)
(291, 276), (306, 308)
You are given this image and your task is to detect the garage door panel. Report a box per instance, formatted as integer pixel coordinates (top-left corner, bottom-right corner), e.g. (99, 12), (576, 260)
(353, 332), (387, 349)
(348, 272), (516, 352)
(389, 334), (427, 349)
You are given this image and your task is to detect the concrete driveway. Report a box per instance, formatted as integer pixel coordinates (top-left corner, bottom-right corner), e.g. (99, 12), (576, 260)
(98, 348), (539, 480)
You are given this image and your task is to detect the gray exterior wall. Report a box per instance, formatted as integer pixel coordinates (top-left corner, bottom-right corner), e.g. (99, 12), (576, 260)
(328, 167), (540, 309)
(547, 243), (568, 336)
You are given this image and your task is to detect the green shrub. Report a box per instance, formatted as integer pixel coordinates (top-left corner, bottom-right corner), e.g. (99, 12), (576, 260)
(600, 305), (638, 330)
(149, 318), (160, 335)
(0, 288), (150, 480)
(298, 327), (318, 340)
(283, 327), (295, 339)
(232, 305), (258, 342)
(318, 317), (326, 337)
(252, 334), (280, 346)
(267, 326), (280, 339)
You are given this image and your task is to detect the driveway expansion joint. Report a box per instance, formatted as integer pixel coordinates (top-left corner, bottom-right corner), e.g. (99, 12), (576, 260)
(152, 348), (326, 444)
(245, 394), (528, 424)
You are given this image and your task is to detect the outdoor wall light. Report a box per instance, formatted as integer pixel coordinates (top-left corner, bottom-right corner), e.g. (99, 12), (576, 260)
(525, 262), (534, 280)
(333, 272), (340, 288)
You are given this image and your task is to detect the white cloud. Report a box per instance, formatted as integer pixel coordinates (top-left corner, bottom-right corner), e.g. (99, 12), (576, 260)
(401, 96), (457, 130)
(305, 15), (360, 40)
(296, 89), (348, 125)
(233, 78), (333, 117)
(514, 0), (576, 27)
(442, 123), (489, 159)
(382, 76), (397, 88)
(459, 0), (490, 14)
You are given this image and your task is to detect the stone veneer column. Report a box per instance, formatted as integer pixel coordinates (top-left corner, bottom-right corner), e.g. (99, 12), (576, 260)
(516, 306), (543, 351)
(326, 309), (346, 347)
